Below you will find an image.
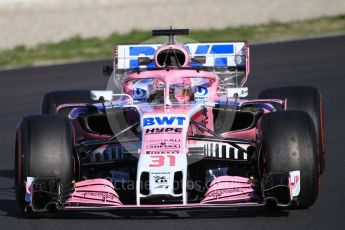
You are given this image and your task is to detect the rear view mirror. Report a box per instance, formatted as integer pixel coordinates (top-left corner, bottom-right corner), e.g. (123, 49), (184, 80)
(103, 65), (113, 76)
(90, 90), (113, 101)
(226, 87), (248, 98)
(192, 56), (206, 64)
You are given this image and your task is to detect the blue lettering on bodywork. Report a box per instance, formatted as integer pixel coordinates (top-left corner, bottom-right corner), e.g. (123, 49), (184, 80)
(127, 44), (235, 68)
(129, 47), (156, 56)
(195, 86), (208, 96)
(143, 116), (186, 127)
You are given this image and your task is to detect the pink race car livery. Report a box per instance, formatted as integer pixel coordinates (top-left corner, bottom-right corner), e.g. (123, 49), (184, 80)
(15, 29), (325, 214)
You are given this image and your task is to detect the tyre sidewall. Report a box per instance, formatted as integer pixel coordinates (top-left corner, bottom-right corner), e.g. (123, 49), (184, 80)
(261, 111), (318, 208)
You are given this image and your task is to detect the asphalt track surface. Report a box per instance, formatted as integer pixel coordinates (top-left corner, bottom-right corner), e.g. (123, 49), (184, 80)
(0, 35), (345, 229)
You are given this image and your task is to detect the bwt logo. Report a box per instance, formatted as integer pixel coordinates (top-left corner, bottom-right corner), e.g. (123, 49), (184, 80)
(133, 88), (147, 99)
(195, 86), (208, 96)
(126, 44), (235, 68)
(143, 116), (186, 127)
(128, 44), (234, 57)
(194, 86), (209, 101)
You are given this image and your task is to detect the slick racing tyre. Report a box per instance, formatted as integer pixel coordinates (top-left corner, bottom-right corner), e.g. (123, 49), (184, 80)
(41, 90), (93, 116)
(15, 115), (74, 211)
(261, 111), (319, 208)
(259, 86), (325, 174)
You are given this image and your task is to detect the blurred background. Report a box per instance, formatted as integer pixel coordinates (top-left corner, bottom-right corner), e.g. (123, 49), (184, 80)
(0, 0), (344, 68)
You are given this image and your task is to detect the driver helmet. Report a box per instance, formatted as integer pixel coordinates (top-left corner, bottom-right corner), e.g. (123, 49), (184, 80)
(171, 78), (193, 103)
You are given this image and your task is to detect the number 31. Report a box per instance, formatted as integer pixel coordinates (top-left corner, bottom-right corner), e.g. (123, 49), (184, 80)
(149, 155), (176, 167)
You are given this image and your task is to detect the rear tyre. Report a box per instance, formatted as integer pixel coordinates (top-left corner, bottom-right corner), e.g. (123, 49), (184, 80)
(15, 115), (74, 210)
(261, 111), (318, 208)
(259, 86), (325, 174)
(41, 90), (93, 116)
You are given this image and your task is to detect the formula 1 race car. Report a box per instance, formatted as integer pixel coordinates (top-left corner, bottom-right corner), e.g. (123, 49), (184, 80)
(15, 29), (325, 214)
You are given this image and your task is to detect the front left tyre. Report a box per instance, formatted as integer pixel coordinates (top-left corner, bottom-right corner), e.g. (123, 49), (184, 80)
(15, 115), (74, 210)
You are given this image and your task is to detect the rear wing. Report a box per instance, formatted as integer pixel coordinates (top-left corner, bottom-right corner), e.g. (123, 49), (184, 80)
(115, 42), (250, 87)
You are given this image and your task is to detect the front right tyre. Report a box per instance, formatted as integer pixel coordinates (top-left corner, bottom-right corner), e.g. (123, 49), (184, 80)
(261, 111), (319, 208)
(259, 86), (325, 174)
